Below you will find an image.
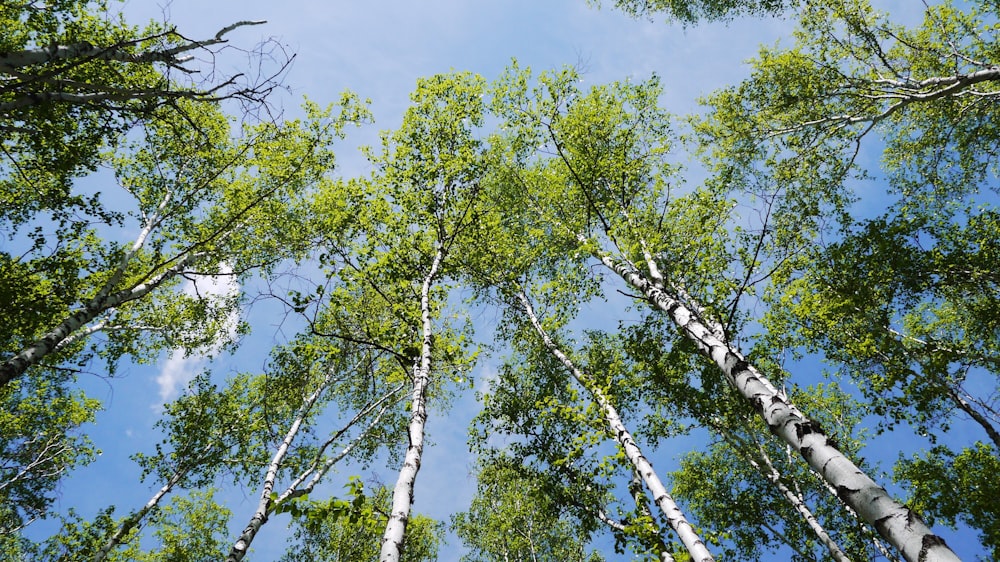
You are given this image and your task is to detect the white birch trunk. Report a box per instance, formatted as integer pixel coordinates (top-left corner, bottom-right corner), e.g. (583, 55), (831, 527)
(379, 247), (444, 562)
(93, 441), (212, 562)
(0, 23), (262, 71)
(728, 431), (853, 562)
(628, 468), (676, 562)
(276, 384), (404, 504)
(515, 291), (714, 562)
(0, 251), (204, 387)
(596, 250), (961, 562)
(226, 370), (332, 562)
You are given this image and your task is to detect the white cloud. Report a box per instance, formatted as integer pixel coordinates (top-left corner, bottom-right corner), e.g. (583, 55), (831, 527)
(474, 361), (499, 396)
(155, 264), (240, 403)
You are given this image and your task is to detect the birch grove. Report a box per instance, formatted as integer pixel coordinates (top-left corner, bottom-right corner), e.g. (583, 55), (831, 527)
(4, 0), (998, 560)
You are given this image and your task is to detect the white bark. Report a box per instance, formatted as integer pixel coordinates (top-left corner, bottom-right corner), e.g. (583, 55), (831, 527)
(379, 246), (444, 562)
(93, 441), (213, 562)
(597, 250), (961, 562)
(0, 251), (204, 387)
(726, 430), (853, 562)
(515, 291), (714, 562)
(227, 369), (332, 562)
(276, 384), (405, 504)
(628, 468), (676, 562)
(0, 21), (264, 72)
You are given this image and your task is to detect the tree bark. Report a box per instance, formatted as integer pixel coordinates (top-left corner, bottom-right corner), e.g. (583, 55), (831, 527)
(733, 432), (854, 562)
(0, 251), (204, 388)
(227, 369), (331, 562)
(597, 250), (961, 562)
(379, 247), (443, 562)
(515, 290), (715, 562)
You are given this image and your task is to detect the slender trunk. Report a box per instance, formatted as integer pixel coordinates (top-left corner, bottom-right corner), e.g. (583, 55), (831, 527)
(735, 433), (853, 562)
(945, 385), (1000, 449)
(628, 468), (676, 562)
(93, 442), (211, 562)
(515, 291), (714, 562)
(227, 370), (331, 562)
(0, 251), (203, 387)
(884, 328), (1000, 449)
(379, 247), (443, 562)
(596, 250), (960, 562)
(0, 20), (265, 71)
(276, 385), (404, 504)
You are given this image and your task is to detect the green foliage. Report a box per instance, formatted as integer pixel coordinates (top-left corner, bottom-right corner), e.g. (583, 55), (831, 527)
(6, 1), (1000, 557)
(896, 442), (1000, 558)
(767, 209), (1000, 435)
(670, 384), (878, 561)
(699, 0), (1000, 218)
(114, 490), (232, 562)
(0, 374), (99, 536)
(282, 483), (443, 562)
(590, 0), (794, 23)
(452, 458), (606, 562)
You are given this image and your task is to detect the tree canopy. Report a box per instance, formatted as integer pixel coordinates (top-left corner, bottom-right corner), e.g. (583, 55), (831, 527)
(2, 1), (997, 561)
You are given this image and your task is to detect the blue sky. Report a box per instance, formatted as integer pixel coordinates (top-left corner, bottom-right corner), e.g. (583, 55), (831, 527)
(25, 0), (990, 560)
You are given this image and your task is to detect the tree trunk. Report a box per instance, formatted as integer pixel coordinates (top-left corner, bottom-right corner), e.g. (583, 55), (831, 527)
(0, 251), (203, 388)
(379, 247), (443, 562)
(227, 369), (331, 562)
(515, 290), (715, 562)
(597, 250), (961, 562)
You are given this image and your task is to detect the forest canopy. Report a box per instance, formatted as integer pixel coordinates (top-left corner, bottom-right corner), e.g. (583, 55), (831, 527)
(1, 0), (997, 561)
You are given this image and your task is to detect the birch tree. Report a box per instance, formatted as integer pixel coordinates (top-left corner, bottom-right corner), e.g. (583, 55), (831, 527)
(1, 0), (288, 227)
(452, 458), (606, 562)
(694, 0), (1000, 554)
(282, 484), (443, 562)
(0, 96), (362, 541)
(668, 381), (883, 561)
(302, 72), (485, 561)
(588, 0), (793, 23)
(488, 64), (961, 561)
(512, 289), (714, 562)
(0, 95), (361, 387)
(223, 313), (412, 561)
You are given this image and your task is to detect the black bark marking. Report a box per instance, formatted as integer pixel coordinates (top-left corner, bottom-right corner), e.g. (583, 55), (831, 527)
(919, 534), (948, 561)
(795, 420), (824, 441)
(731, 358), (750, 374)
(800, 445), (814, 462)
(907, 508), (927, 527)
(835, 484), (859, 504)
(751, 395), (766, 414)
(874, 514), (893, 538)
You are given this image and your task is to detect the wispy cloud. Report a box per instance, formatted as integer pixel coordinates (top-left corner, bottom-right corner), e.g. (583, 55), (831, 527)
(155, 264), (240, 403)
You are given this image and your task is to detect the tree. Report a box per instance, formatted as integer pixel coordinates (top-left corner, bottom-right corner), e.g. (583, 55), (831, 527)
(0, 95), (361, 541)
(282, 483), (443, 562)
(110, 490), (232, 562)
(512, 289), (713, 561)
(588, 0), (793, 23)
(339, 72), (485, 562)
(223, 327), (410, 562)
(486, 62), (960, 561)
(0, 95), (360, 388)
(1, 0), (287, 229)
(694, 0), (1000, 553)
(452, 459), (606, 562)
(669, 383), (889, 561)
(0, 379), (99, 539)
